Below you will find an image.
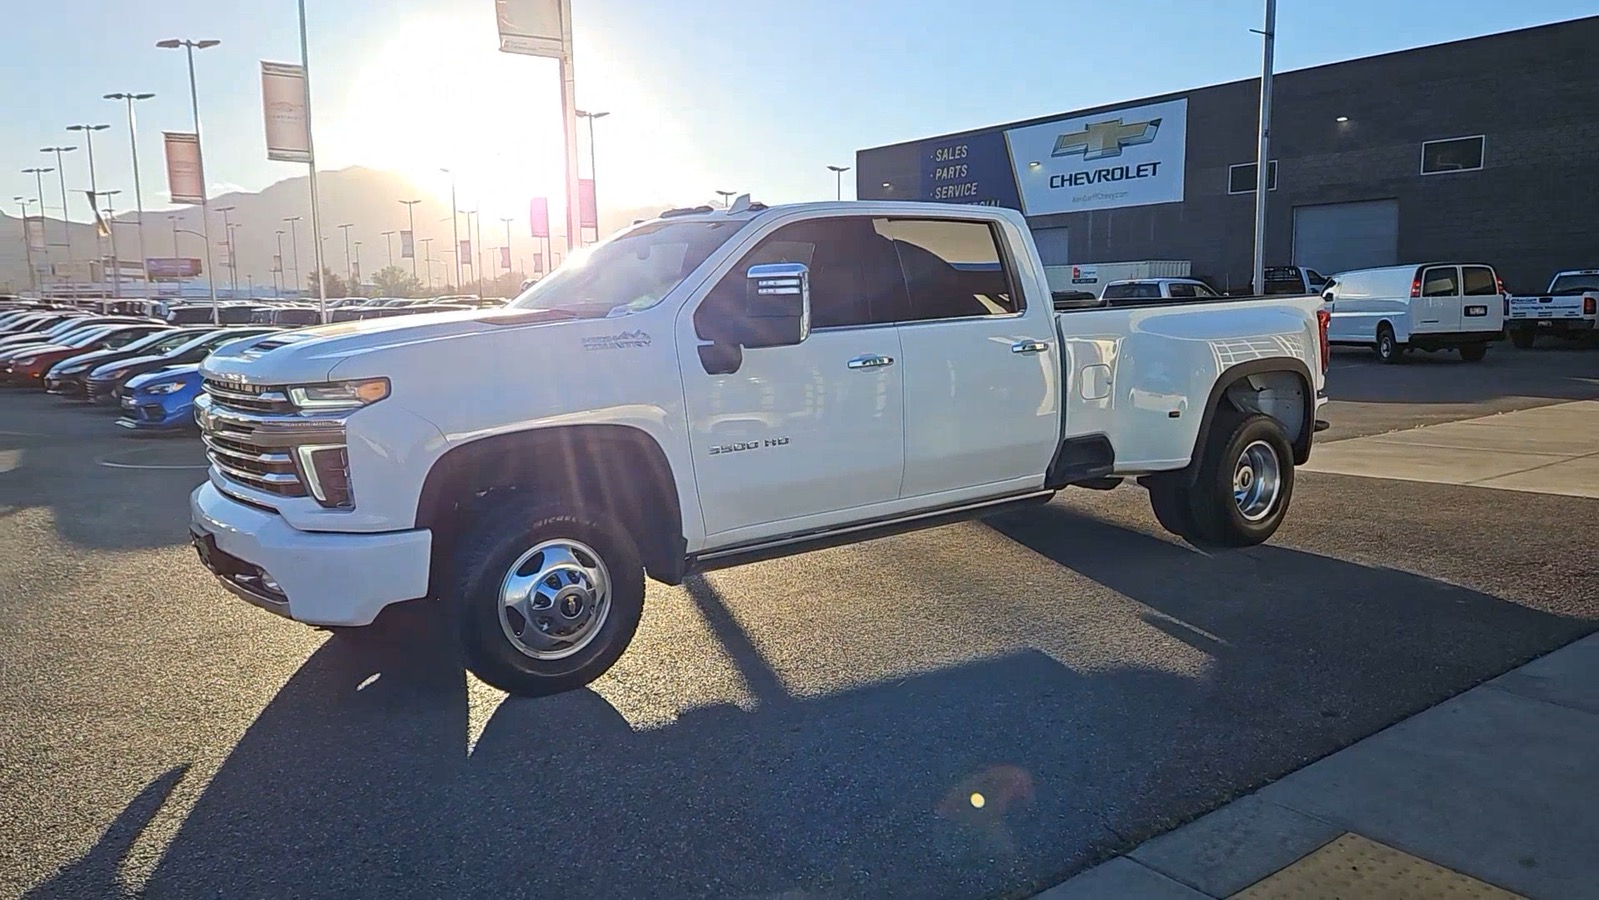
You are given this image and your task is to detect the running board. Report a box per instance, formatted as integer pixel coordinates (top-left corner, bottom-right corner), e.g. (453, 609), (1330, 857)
(686, 490), (1056, 574)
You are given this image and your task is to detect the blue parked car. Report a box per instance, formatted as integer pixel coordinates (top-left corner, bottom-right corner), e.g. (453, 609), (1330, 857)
(115, 364), (202, 432)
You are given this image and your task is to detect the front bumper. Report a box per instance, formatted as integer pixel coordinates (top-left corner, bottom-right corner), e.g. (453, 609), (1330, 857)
(116, 396), (194, 430)
(85, 379), (123, 405)
(189, 482), (434, 627)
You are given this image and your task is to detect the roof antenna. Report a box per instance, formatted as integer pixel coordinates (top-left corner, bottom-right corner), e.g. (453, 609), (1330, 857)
(727, 193), (753, 214)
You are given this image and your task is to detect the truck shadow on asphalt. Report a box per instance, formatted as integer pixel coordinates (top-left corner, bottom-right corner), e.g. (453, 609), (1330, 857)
(25, 508), (1590, 900)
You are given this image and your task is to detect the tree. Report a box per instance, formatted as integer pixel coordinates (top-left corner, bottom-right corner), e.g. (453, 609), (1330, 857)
(371, 265), (426, 298)
(306, 268), (350, 298)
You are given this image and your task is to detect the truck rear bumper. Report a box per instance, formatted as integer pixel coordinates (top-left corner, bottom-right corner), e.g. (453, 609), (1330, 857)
(1508, 318), (1595, 331)
(189, 482), (432, 627)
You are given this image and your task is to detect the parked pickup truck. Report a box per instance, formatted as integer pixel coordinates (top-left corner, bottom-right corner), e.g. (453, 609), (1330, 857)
(1505, 269), (1599, 348)
(1100, 277), (1224, 304)
(190, 200), (1331, 697)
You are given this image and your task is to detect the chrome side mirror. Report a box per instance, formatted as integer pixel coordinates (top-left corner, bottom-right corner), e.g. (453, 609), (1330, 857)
(742, 262), (810, 348)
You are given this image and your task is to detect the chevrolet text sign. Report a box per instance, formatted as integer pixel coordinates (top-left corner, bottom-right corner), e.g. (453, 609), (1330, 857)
(1004, 98), (1187, 215)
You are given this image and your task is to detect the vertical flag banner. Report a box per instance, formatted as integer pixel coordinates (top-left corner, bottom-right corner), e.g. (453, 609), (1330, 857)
(578, 178), (597, 229)
(261, 61), (312, 163)
(533, 252), (543, 274)
(23, 216), (47, 253)
(163, 132), (205, 204)
(495, 0), (565, 57)
(351, 260), (360, 281)
(460, 239), (473, 262)
(84, 191), (111, 238)
(529, 197), (550, 238)
(500, 246), (512, 269)
(272, 254), (282, 273)
(400, 230), (415, 259)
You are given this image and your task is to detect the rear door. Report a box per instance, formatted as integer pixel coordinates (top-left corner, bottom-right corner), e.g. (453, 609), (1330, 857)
(887, 216), (1057, 499)
(1416, 265), (1462, 333)
(1460, 265), (1503, 333)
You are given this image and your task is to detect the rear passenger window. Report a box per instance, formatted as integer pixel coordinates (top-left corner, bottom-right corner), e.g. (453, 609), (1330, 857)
(1462, 266), (1498, 296)
(1102, 283), (1135, 300)
(877, 219), (1018, 321)
(1169, 283), (1197, 298)
(1421, 267), (1459, 297)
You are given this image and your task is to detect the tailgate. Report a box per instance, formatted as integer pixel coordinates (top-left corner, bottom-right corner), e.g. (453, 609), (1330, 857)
(1507, 295), (1584, 320)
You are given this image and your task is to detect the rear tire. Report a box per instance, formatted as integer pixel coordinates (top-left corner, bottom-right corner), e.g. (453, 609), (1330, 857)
(1458, 343), (1488, 362)
(1374, 323), (1402, 364)
(452, 495), (645, 697)
(1184, 411), (1296, 548)
(1508, 327), (1535, 349)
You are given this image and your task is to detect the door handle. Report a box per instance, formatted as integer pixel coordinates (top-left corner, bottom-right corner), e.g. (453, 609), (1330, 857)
(847, 354), (894, 369)
(1011, 340), (1049, 354)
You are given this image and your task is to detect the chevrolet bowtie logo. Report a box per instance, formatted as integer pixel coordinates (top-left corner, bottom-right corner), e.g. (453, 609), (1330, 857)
(1051, 117), (1162, 160)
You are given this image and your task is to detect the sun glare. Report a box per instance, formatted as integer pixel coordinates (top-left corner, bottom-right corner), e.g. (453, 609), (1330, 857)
(323, 12), (713, 223)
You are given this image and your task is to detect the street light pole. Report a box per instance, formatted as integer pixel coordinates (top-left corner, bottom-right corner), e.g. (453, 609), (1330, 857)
(1250, 0), (1277, 296)
(501, 216), (515, 278)
(21, 168), (53, 290)
(274, 229), (285, 295)
(576, 109), (609, 244)
(66, 123), (110, 286)
(419, 238), (434, 290)
(715, 189), (736, 208)
(399, 199), (420, 277)
(156, 37), (221, 322)
(468, 209), (483, 294)
(353, 241), (362, 290)
(338, 223), (354, 289)
(381, 230), (396, 267)
(40, 147), (77, 286)
(827, 164), (850, 201)
(96, 189), (123, 298)
(15, 197), (38, 293)
(440, 168), (462, 288)
(283, 216), (302, 292)
(169, 216), (181, 255)
(105, 92), (155, 288)
(216, 205), (237, 295)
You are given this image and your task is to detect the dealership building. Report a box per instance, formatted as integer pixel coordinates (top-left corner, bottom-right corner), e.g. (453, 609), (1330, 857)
(855, 16), (1599, 293)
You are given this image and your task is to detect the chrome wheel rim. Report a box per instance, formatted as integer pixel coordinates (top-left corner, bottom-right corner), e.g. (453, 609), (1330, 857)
(1233, 440), (1281, 522)
(498, 539), (612, 660)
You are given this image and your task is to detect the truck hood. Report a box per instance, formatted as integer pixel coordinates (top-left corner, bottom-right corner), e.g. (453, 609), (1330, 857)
(201, 307), (577, 384)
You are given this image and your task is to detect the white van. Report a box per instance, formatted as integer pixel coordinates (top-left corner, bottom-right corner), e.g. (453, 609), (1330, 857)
(1323, 263), (1505, 363)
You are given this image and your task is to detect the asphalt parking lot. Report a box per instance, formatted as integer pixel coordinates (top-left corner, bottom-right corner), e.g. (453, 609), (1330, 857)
(2, 344), (1597, 900)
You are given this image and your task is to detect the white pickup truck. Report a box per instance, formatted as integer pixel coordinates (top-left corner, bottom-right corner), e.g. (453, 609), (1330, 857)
(1505, 269), (1599, 347)
(190, 200), (1330, 696)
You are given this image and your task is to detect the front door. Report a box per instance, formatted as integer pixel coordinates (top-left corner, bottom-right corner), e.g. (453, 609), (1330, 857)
(678, 216), (908, 542)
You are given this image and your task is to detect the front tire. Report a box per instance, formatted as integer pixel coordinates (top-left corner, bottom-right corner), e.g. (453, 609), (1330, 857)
(452, 496), (645, 697)
(1184, 411), (1296, 548)
(1459, 343), (1487, 362)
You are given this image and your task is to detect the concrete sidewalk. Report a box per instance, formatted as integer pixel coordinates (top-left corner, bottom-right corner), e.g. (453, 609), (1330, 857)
(1302, 400), (1599, 499)
(1036, 633), (1599, 899)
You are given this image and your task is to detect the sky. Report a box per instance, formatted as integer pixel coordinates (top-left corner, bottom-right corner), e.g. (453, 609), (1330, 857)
(5, 0), (1594, 230)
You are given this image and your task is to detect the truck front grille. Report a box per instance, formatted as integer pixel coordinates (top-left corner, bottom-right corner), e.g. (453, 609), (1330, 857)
(197, 385), (351, 506)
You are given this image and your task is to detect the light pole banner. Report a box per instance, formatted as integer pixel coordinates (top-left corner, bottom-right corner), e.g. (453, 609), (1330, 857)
(460, 239), (473, 263)
(261, 61), (312, 163)
(533, 252), (543, 274)
(272, 254), (282, 274)
(23, 216), (47, 253)
(578, 178), (597, 229)
(495, 0), (566, 57)
(500, 246), (511, 270)
(163, 132), (205, 205)
(400, 230), (415, 259)
(529, 197), (550, 238)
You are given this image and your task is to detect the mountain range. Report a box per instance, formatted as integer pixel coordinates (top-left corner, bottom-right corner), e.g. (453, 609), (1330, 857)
(2, 166), (695, 295)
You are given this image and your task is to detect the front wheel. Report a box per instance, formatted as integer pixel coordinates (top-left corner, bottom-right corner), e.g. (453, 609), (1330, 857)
(452, 497), (646, 697)
(1184, 411), (1296, 548)
(1459, 343), (1487, 362)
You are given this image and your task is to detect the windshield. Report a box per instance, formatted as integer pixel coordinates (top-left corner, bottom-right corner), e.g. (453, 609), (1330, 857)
(1549, 274), (1599, 295)
(509, 219), (749, 316)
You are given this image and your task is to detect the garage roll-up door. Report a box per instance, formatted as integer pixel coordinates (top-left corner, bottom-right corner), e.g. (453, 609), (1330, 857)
(1031, 226), (1070, 267)
(1292, 200), (1398, 276)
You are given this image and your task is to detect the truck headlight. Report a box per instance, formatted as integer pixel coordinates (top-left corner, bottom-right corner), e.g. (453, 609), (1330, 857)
(147, 380), (188, 395)
(287, 377), (390, 410)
